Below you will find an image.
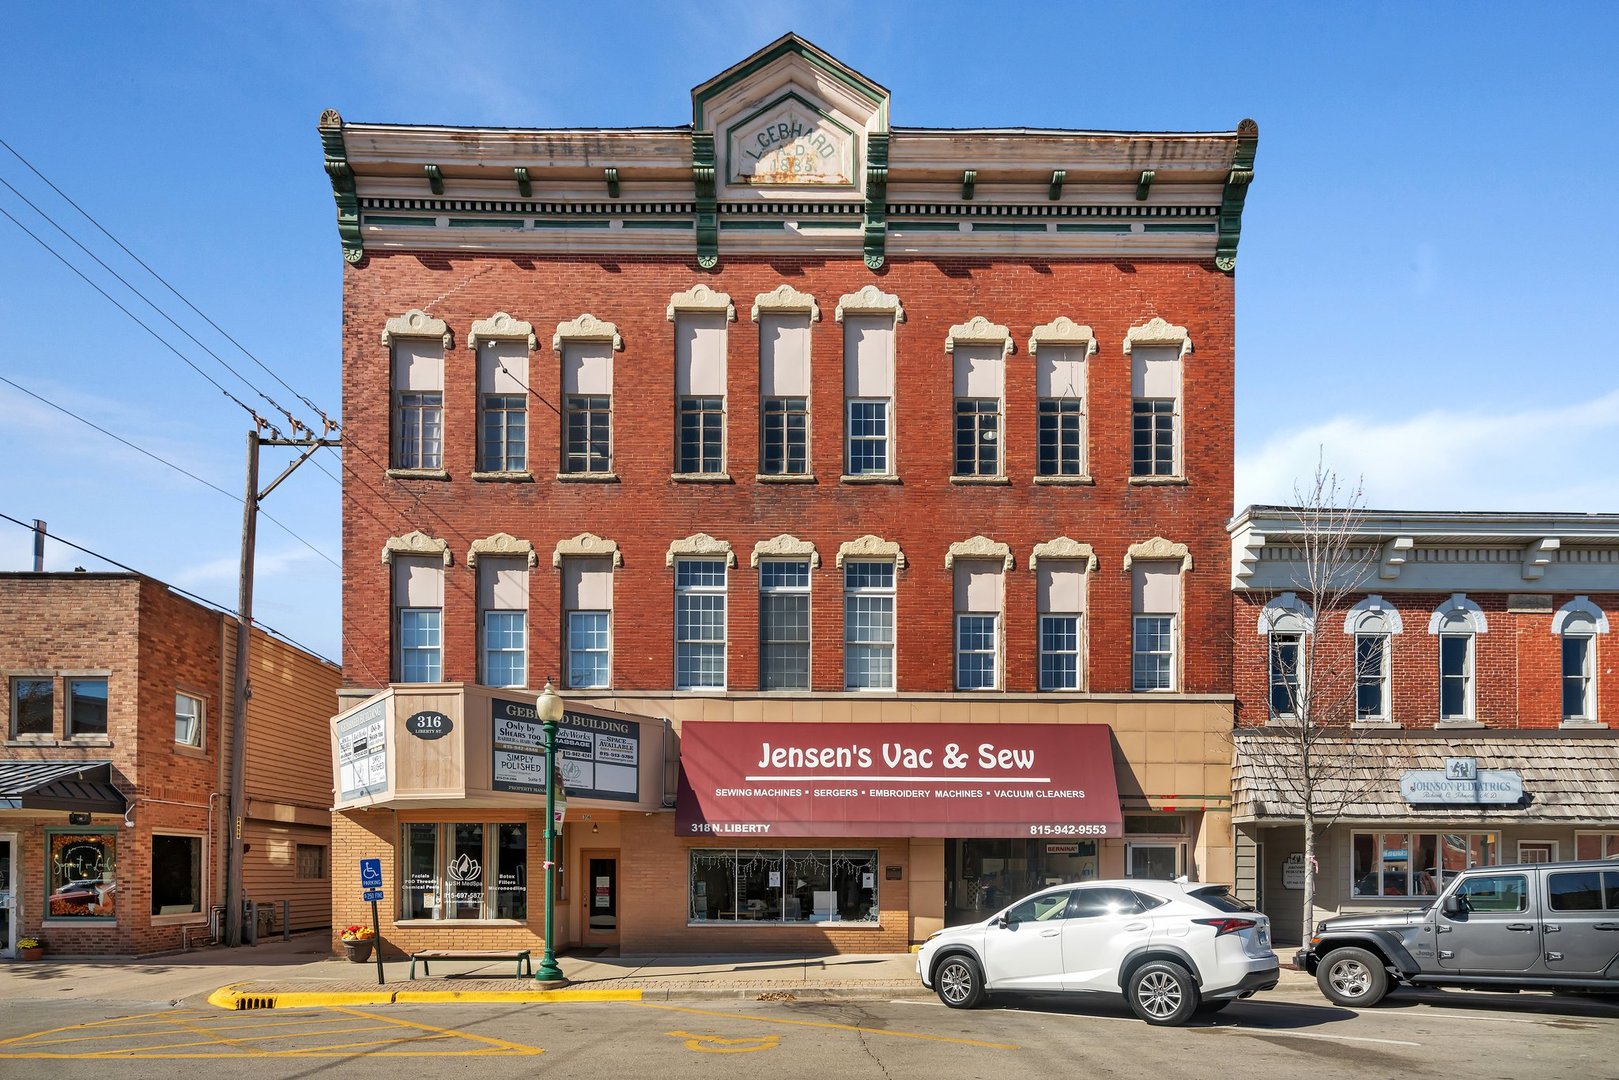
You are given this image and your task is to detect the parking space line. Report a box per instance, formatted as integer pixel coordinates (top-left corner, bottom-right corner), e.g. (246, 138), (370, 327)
(328, 1007), (543, 1056)
(1222, 1029), (1421, 1047)
(0, 1009), (201, 1046)
(78, 1024), (396, 1056)
(633, 1003), (1019, 1050)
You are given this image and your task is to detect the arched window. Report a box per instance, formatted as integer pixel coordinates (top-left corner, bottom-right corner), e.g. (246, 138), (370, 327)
(1344, 596), (1403, 723)
(1554, 597), (1610, 724)
(1428, 595), (1487, 723)
(1259, 593), (1314, 720)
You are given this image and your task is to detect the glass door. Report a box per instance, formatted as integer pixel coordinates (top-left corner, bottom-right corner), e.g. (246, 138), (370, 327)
(1127, 843), (1180, 880)
(0, 837), (13, 957)
(586, 854), (618, 939)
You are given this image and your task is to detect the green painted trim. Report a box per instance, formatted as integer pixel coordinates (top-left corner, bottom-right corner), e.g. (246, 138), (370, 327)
(692, 132), (718, 268)
(692, 36), (887, 128)
(972, 222), (1046, 233)
(605, 167), (620, 198)
(891, 221), (962, 232)
(1048, 170), (1065, 201)
(1143, 222), (1216, 234)
(862, 132), (889, 270)
(1215, 119), (1259, 272)
(364, 215), (437, 227)
(1135, 170), (1155, 201)
(719, 220), (785, 230)
(449, 218), (525, 228)
(425, 164), (444, 195)
(514, 167), (532, 198)
(961, 169), (976, 200)
(532, 218), (611, 229)
(318, 109), (363, 263)
(621, 219), (693, 230)
(1056, 223), (1133, 234)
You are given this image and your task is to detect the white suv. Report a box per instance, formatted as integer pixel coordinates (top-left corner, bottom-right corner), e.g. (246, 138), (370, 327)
(917, 879), (1279, 1025)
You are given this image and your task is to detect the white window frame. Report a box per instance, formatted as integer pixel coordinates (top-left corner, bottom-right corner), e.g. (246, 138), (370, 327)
(954, 612), (1000, 691)
(843, 560), (896, 691)
(675, 558), (728, 690)
(397, 608), (443, 683)
(1131, 614), (1176, 692)
(758, 559), (811, 691)
(480, 609), (527, 689)
(1267, 630), (1304, 720)
(1573, 831), (1619, 861)
(1354, 631), (1391, 722)
(845, 398), (890, 476)
(1438, 629), (1475, 722)
(175, 691), (205, 748)
(1038, 613), (1082, 691)
(567, 610), (611, 690)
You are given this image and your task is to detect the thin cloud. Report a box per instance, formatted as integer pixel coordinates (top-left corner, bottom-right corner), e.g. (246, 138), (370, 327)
(1236, 388), (1619, 513)
(171, 545), (331, 591)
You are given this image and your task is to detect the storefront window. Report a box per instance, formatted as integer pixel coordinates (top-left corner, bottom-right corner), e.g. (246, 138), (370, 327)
(402, 822), (527, 921)
(46, 830), (117, 921)
(689, 849), (877, 924)
(150, 835), (202, 915)
(1575, 832), (1619, 861)
(1352, 831), (1498, 898)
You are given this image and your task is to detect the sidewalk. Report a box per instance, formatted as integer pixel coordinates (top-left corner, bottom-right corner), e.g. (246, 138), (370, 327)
(0, 936), (1316, 1010)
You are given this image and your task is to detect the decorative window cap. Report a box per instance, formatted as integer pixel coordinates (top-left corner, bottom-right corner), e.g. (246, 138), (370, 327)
(1030, 537), (1097, 572)
(751, 285), (821, 321)
(836, 534), (906, 570)
(1552, 595), (1610, 635)
(1343, 594), (1404, 635)
(945, 535), (1013, 571)
(1122, 316), (1192, 358)
(467, 312), (536, 351)
(666, 532), (736, 568)
(1123, 536), (1192, 573)
(553, 313), (623, 352)
(1258, 591), (1316, 635)
(834, 284), (905, 324)
(467, 532), (537, 568)
(1028, 316), (1098, 357)
(1427, 592), (1489, 635)
(382, 530), (451, 567)
(751, 534), (821, 569)
(667, 284), (736, 322)
(553, 532), (623, 569)
(381, 309), (452, 348)
(945, 316), (1014, 357)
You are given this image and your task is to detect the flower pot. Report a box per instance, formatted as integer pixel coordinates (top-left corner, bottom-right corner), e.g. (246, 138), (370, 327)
(19, 947), (45, 961)
(342, 939), (374, 963)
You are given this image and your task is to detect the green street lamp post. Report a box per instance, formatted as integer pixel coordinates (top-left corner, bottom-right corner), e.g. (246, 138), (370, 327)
(535, 679), (567, 983)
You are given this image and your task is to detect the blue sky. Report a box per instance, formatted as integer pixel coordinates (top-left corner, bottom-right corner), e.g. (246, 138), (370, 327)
(2, 1), (1616, 661)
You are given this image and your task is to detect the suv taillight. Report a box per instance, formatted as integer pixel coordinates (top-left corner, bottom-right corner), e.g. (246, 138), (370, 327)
(1194, 917), (1257, 937)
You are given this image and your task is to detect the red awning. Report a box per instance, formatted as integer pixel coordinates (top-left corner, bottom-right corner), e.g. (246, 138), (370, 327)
(676, 722), (1123, 839)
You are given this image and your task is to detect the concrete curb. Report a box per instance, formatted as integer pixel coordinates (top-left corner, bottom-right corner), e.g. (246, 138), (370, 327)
(207, 982), (644, 1010)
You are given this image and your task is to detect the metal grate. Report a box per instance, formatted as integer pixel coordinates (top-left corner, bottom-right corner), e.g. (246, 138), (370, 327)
(234, 996), (277, 1011)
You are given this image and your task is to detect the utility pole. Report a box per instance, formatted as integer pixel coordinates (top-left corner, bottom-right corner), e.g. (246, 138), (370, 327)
(225, 427), (339, 947)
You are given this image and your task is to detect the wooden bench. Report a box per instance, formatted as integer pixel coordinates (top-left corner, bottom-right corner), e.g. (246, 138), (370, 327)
(409, 949), (532, 980)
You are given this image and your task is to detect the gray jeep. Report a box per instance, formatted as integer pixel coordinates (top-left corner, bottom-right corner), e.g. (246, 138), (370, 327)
(1297, 860), (1619, 1006)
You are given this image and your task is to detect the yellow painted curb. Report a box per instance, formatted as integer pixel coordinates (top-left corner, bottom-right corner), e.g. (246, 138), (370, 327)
(207, 984), (642, 1009)
(393, 989), (642, 1004)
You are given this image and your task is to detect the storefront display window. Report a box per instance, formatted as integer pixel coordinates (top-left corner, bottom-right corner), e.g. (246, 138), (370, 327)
(150, 834), (202, 915)
(689, 849), (877, 924)
(1351, 831), (1497, 898)
(1575, 832), (1619, 861)
(46, 830), (117, 920)
(402, 822), (528, 921)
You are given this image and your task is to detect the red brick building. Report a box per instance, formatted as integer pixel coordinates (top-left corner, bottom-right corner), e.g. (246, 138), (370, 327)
(0, 573), (340, 957)
(323, 35), (1259, 955)
(1228, 508), (1619, 943)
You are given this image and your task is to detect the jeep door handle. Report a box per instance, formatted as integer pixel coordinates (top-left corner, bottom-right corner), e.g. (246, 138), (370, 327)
(1595, 923), (1619, 931)
(1506, 923), (1534, 932)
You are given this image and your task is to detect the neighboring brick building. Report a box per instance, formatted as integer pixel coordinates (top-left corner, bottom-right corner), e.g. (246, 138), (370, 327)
(0, 572), (340, 957)
(322, 35), (1259, 956)
(1228, 508), (1619, 943)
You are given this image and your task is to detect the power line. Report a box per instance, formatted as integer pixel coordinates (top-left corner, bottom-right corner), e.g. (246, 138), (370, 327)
(0, 373), (340, 572)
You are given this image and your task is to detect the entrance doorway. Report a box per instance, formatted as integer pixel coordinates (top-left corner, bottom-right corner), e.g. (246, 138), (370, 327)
(583, 851), (618, 947)
(944, 839), (1098, 926)
(1127, 843), (1181, 880)
(0, 835), (14, 957)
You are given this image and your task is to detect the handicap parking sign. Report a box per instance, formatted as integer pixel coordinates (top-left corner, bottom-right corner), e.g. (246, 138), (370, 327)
(362, 887), (384, 903)
(359, 858), (382, 888)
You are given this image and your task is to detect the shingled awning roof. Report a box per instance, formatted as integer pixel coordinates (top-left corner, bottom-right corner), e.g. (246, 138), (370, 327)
(1232, 733), (1619, 825)
(0, 761), (126, 815)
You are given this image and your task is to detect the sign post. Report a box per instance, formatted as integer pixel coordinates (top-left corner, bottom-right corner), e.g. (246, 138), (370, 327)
(359, 858), (385, 986)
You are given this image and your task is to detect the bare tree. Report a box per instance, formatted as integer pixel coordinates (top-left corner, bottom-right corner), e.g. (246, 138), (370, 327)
(1241, 459), (1385, 942)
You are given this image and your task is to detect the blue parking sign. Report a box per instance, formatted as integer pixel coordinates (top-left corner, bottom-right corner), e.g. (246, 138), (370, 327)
(359, 858), (382, 888)
(362, 888), (384, 903)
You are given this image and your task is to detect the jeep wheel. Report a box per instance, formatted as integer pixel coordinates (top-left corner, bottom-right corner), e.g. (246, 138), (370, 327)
(934, 955), (985, 1009)
(1318, 947), (1390, 1007)
(1127, 960), (1201, 1025)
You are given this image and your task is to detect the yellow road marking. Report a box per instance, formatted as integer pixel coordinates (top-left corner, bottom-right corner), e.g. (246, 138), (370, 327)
(331, 1007), (543, 1056)
(0, 1009), (201, 1046)
(666, 1030), (782, 1053)
(78, 1024), (395, 1056)
(634, 1003), (1019, 1050)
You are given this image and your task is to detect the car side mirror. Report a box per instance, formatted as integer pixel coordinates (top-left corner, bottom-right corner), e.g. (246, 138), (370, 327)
(1441, 896), (1462, 917)
(997, 914), (1016, 928)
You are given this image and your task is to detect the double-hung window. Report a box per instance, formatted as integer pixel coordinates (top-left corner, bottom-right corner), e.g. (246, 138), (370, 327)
(675, 559), (727, 689)
(557, 322), (618, 475)
(1037, 559), (1085, 690)
(478, 338), (528, 473)
(950, 339), (1006, 478)
(478, 556), (528, 688)
(1268, 633), (1302, 718)
(954, 559), (1003, 690)
(175, 692), (204, 747)
(843, 562), (895, 690)
(1355, 633), (1390, 721)
(674, 310), (729, 475)
(1035, 340), (1087, 476)
(843, 312), (896, 476)
(1131, 562), (1180, 691)
(1129, 342), (1181, 478)
(759, 560), (811, 690)
(390, 330), (444, 470)
(393, 554), (444, 683)
(1438, 621), (1474, 721)
(1556, 601), (1605, 724)
(759, 308), (812, 476)
(563, 556), (614, 690)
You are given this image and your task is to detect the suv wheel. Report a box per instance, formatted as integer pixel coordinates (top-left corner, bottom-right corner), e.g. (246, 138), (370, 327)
(1127, 960), (1200, 1025)
(934, 955), (985, 1009)
(1318, 947), (1390, 1007)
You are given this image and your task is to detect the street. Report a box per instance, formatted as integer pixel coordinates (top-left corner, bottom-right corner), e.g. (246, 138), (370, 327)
(1, 983), (1614, 1079)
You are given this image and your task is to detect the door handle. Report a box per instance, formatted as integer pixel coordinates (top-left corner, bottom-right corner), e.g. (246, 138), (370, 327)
(1506, 923), (1534, 932)
(1124, 922), (1148, 932)
(1544, 924), (1560, 933)
(1595, 923), (1619, 931)
(1041, 929), (1061, 937)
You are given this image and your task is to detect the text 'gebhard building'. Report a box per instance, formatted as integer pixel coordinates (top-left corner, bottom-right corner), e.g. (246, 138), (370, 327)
(323, 34), (1258, 955)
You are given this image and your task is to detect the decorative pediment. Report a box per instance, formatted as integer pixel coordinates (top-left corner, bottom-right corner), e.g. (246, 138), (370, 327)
(467, 312), (536, 351)
(466, 533), (537, 568)
(836, 534), (906, 570)
(945, 535), (1013, 571)
(552, 313), (623, 352)
(835, 285), (905, 323)
(751, 284), (821, 321)
(382, 530), (451, 567)
(1030, 537), (1097, 572)
(381, 309), (451, 348)
(1122, 316), (1192, 358)
(666, 284), (736, 322)
(552, 532), (623, 569)
(666, 533), (737, 567)
(724, 92), (858, 188)
(945, 316), (1013, 357)
(1028, 317), (1098, 357)
(751, 534), (821, 568)
(1123, 536), (1192, 572)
